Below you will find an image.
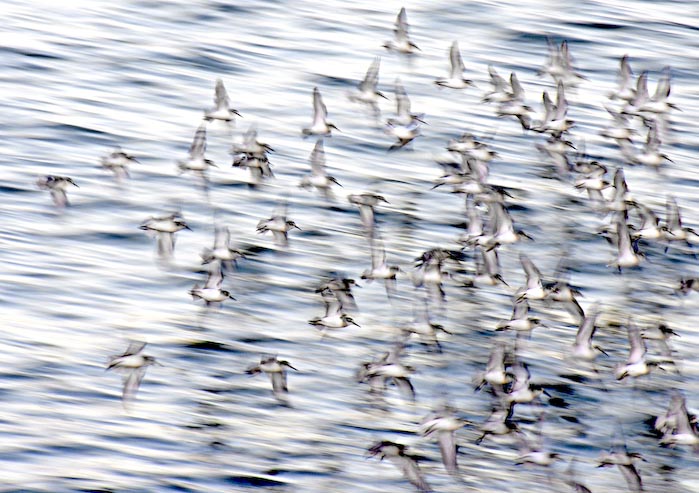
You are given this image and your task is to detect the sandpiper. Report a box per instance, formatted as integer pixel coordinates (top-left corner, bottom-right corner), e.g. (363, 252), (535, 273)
(357, 343), (415, 401)
(140, 212), (191, 257)
(361, 236), (402, 298)
(204, 78), (241, 123)
(36, 175), (78, 207)
(496, 299), (543, 333)
(419, 403), (470, 475)
(299, 139), (342, 196)
(256, 208), (301, 246)
(246, 355), (297, 404)
(615, 318), (656, 380)
(302, 87), (337, 136)
(435, 41), (472, 89)
(348, 57), (387, 114)
(107, 341), (159, 405)
(571, 303), (606, 361)
(177, 122), (216, 180)
(100, 148), (139, 180)
(309, 288), (359, 332)
(474, 340), (512, 391)
(189, 262), (236, 306)
(655, 393), (699, 449)
(383, 7), (419, 54)
(368, 441), (431, 493)
(200, 226), (245, 270)
(348, 192), (389, 235)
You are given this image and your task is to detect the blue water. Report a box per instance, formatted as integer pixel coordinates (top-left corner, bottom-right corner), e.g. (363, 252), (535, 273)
(1, 1), (698, 491)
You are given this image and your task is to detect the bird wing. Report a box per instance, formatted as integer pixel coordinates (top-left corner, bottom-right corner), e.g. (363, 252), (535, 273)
(189, 122), (207, 158)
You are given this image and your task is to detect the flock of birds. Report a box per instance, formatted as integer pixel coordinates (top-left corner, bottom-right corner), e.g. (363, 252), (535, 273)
(34, 6), (699, 493)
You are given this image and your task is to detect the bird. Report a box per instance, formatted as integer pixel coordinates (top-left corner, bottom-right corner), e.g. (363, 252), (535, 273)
(609, 216), (643, 271)
(302, 87), (337, 136)
(386, 119), (421, 151)
(368, 441), (431, 493)
(474, 340), (512, 391)
(476, 403), (520, 445)
(598, 441), (644, 493)
(357, 342), (415, 401)
(435, 41), (472, 89)
(309, 286), (359, 332)
(315, 276), (359, 312)
(655, 393), (699, 449)
(419, 403), (470, 475)
(571, 303), (606, 360)
(140, 212), (191, 257)
(100, 148), (139, 180)
(615, 318), (656, 380)
(496, 299), (543, 333)
(177, 122), (216, 181)
(348, 57), (387, 114)
(36, 175), (78, 207)
(401, 301), (451, 351)
(189, 262), (236, 306)
(231, 125), (274, 182)
(383, 7), (419, 54)
(204, 78), (241, 123)
(200, 226), (246, 270)
(107, 341), (159, 406)
(361, 235), (402, 298)
(348, 192), (389, 236)
(256, 206), (301, 246)
(387, 79), (425, 126)
(516, 253), (548, 301)
(246, 355), (297, 404)
(299, 139), (342, 196)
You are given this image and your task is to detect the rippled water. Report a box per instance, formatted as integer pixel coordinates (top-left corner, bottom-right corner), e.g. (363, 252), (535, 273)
(2, 1), (699, 491)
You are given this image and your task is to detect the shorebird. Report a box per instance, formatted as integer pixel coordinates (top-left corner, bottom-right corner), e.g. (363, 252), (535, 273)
(419, 403), (470, 475)
(100, 148), (139, 180)
(299, 139), (342, 195)
(401, 301), (451, 351)
(204, 78), (241, 123)
(609, 217), (643, 271)
(516, 254), (547, 301)
(231, 125), (274, 181)
(598, 441), (644, 493)
(107, 341), (159, 406)
(189, 262), (235, 306)
(177, 122), (215, 180)
(246, 355), (297, 404)
(609, 54), (636, 102)
(348, 192), (389, 236)
(348, 57), (387, 114)
(496, 299), (543, 333)
(474, 340), (512, 391)
(140, 212), (191, 257)
(357, 343), (415, 401)
(571, 303), (605, 360)
(256, 205), (301, 246)
(435, 41), (472, 89)
(36, 175), (78, 207)
(383, 7), (419, 54)
(655, 393), (699, 449)
(315, 276), (359, 312)
(361, 236), (402, 298)
(387, 79), (425, 126)
(302, 87), (337, 136)
(368, 441), (431, 493)
(308, 288), (359, 332)
(200, 226), (245, 270)
(615, 318), (656, 380)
